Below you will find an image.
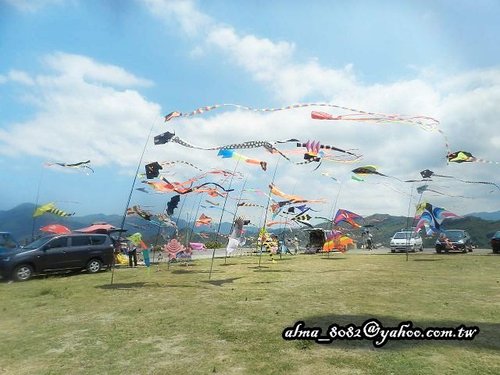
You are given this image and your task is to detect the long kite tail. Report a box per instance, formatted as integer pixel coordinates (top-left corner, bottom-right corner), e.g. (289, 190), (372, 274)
(164, 103), (440, 128)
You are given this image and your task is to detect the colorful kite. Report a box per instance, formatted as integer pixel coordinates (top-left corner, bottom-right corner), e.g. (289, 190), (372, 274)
(195, 214), (212, 227)
(45, 160), (94, 174)
(297, 140), (360, 162)
(447, 151), (499, 165)
(127, 232), (148, 250)
(269, 183), (325, 204)
(33, 203), (74, 218)
(333, 209), (363, 228)
(163, 239), (186, 260)
(217, 149), (267, 171)
(415, 202), (459, 233)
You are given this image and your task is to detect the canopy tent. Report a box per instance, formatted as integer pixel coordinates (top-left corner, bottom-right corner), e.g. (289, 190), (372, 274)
(74, 222), (125, 234)
(40, 224), (71, 235)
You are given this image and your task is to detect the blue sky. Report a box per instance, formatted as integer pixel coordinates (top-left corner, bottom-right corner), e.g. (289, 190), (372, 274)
(0, 0), (499, 228)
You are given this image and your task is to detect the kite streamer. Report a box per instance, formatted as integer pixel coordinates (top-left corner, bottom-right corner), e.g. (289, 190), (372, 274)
(154, 131), (295, 161)
(164, 102), (438, 131)
(406, 169), (500, 191)
(311, 110), (440, 131)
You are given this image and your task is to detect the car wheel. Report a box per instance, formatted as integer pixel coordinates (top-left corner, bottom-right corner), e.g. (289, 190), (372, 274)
(436, 248), (441, 254)
(13, 264), (33, 281)
(419, 245), (424, 252)
(467, 246), (473, 253)
(391, 249), (395, 253)
(86, 259), (102, 273)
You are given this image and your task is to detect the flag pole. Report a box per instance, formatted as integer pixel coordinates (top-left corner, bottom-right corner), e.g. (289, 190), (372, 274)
(208, 159), (240, 280)
(111, 119), (158, 285)
(224, 177), (248, 263)
(258, 158), (280, 269)
(31, 167), (45, 242)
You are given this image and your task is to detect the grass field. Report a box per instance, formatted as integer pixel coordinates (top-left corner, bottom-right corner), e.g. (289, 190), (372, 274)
(1, 252), (499, 375)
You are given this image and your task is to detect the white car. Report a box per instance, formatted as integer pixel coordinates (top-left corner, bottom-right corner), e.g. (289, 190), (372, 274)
(390, 231), (423, 253)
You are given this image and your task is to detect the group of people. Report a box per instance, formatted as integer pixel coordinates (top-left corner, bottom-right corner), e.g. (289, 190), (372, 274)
(114, 241), (150, 268)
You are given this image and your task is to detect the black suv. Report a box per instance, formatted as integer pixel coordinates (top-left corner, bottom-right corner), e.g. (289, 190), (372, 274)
(435, 229), (473, 253)
(0, 233), (114, 281)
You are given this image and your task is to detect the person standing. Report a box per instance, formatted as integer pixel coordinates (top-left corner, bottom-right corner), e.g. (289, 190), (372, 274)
(128, 243), (138, 267)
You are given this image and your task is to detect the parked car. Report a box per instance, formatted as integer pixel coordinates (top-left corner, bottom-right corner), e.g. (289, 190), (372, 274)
(390, 231), (423, 253)
(435, 229), (473, 253)
(491, 231), (500, 254)
(0, 233), (114, 281)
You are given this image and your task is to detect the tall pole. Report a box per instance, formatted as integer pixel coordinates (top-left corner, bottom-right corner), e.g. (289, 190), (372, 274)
(208, 160), (240, 279)
(111, 119), (158, 285)
(224, 177), (248, 263)
(31, 167), (45, 241)
(258, 158), (280, 268)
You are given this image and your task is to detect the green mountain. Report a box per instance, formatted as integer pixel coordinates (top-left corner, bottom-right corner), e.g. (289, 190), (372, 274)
(1, 204), (498, 248)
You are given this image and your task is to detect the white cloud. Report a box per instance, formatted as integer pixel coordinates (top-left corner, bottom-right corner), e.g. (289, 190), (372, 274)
(0, 53), (160, 168)
(7, 70), (35, 85)
(140, 0), (500, 216)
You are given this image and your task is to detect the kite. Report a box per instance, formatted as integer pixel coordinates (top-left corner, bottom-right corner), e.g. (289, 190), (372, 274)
(237, 202), (266, 209)
(407, 169), (500, 191)
(195, 214), (212, 227)
(217, 149), (267, 171)
(205, 199), (220, 206)
(447, 151), (499, 165)
(154, 213), (178, 228)
(164, 102), (438, 131)
(145, 162), (163, 179)
(33, 203), (74, 218)
(269, 183), (326, 204)
(226, 217), (248, 255)
(45, 160), (94, 174)
(166, 195), (181, 216)
(160, 160), (204, 172)
(297, 140), (360, 162)
(126, 205), (153, 221)
(416, 184), (470, 198)
(333, 209), (363, 228)
(351, 166), (402, 182)
(163, 239), (186, 260)
(291, 213), (313, 227)
(127, 233), (148, 250)
(311, 110), (440, 131)
(154, 131), (296, 161)
(415, 202), (459, 233)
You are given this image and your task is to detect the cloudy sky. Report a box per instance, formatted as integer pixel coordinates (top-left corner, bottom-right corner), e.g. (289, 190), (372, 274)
(0, 0), (499, 227)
